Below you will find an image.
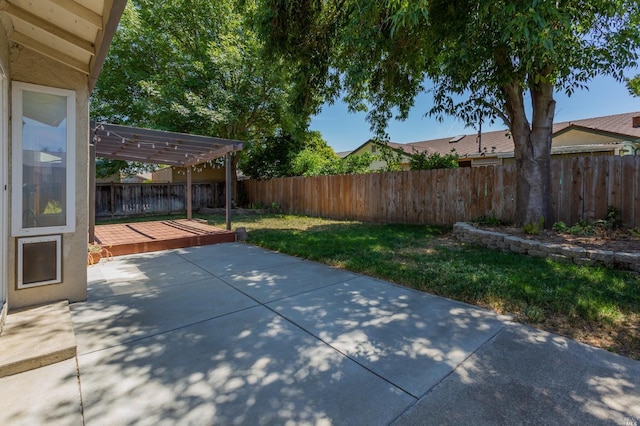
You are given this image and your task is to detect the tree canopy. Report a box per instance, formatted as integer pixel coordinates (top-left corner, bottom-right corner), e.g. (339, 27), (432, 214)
(628, 75), (640, 96)
(93, 0), (303, 140)
(259, 0), (640, 225)
(238, 130), (370, 179)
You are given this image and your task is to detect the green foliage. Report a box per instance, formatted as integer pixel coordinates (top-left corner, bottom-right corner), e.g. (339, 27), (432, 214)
(627, 75), (640, 97)
(291, 150), (376, 176)
(240, 130), (342, 179)
(471, 214), (504, 227)
(569, 220), (595, 236)
(605, 206), (621, 229)
(342, 152), (376, 174)
(377, 143), (404, 172)
(269, 201), (281, 213)
(259, 0), (639, 135)
(593, 207), (619, 238)
(557, 206), (622, 237)
(552, 221), (568, 233)
(95, 158), (156, 179)
(239, 133), (301, 179)
(290, 148), (334, 176)
(259, 0), (640, 224)
(523, 217), (545, 235)
(92, 0), (304, 144)
(204, 213), (640, 359)
(43, 201), (62, 214)
(410, 150), (460, 170)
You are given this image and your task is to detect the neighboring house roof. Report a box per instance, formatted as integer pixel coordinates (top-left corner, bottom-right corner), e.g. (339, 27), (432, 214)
(378, 111), (640, 158)
(552, 112), (640, 138)
(0, 0), (127, 90)
(336, 150), (353, 158)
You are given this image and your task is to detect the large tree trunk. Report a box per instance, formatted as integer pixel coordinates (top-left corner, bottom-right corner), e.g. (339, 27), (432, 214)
(503, 80), (555, 227)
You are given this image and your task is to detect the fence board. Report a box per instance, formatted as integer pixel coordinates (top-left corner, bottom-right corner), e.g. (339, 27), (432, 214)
(555, 158), (567, 223)
(620, 156), (637, 227)
(95, 182), (225, 218)
(242, 157), (640, 226)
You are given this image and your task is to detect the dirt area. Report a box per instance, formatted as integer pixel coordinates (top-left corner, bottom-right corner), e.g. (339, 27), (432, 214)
(475, 225), (640, 253)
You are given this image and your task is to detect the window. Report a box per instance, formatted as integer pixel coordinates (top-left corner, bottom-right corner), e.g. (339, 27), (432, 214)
(11, 83), (76, 236)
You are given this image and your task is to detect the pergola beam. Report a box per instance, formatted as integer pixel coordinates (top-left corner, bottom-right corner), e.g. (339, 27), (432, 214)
(93, 123), (244, 168)
(90, 122), (244, 241)
(183, 144), (243, 167)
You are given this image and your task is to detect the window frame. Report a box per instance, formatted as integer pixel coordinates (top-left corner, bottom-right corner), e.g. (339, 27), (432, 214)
(11, 82), (76, 236)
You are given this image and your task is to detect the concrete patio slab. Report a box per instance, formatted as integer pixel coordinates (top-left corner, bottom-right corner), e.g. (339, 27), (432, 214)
(101, 250), (187, 269)
(268, 276), (512, 397)
(72, 276), (257, 354)
(78, 305), (415, 425)
(172, 241), (266, 262)
(222, 260), (359, 303)
(189, 246), (303, 276)
(91, 257), (210, 290)
(393, 324), (640, 425)
(3, 242), (639, 425)
(86, 259), (211, 300)
(0, 358), (82, 426)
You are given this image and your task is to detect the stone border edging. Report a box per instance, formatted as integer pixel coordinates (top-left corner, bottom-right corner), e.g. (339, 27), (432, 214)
(452, 222), (640, 272)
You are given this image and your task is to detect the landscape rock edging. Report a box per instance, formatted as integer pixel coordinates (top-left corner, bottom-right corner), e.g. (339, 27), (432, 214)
(452, 222), (640, 272)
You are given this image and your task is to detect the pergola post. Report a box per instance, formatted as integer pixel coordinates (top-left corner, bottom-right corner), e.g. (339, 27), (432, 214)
(89, 142), (96, 243)
(91, 123), (244, 229)
(225, 153), (232, 231)
(186, 165), (192, 220)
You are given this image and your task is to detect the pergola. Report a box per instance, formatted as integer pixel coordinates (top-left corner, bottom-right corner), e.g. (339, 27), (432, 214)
(90, 122), (244, 241)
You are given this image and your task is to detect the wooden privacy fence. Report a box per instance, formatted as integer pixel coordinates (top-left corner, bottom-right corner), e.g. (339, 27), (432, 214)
(95, 182), (226, 218)
(242, 156), (640, 227)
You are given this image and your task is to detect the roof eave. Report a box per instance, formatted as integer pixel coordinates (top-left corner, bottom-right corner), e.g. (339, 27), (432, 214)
(89, 0), (128, 92)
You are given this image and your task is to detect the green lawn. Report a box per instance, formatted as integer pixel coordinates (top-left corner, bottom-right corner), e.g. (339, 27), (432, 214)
(98, 213), (640, 359)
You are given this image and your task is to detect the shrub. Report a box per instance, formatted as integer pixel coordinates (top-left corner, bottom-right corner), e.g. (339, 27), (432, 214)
(569, 220), (594, 236)
(552, 221), (568, 233)
(471, 214), (504, 226)
(410, 149), (460, 170)
(523, 217), (545, 235)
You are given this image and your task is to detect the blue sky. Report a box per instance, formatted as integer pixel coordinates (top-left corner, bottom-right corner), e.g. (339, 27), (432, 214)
(310, 74), (640, 153)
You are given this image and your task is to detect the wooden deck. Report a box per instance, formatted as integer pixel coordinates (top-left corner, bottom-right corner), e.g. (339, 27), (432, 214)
(93, 219), (236, 256)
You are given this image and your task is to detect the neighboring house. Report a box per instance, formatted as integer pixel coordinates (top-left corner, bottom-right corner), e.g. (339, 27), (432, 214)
(347, 111), (640, 169)
(0, 1), (127, 321)
(152, 165), (226, 183)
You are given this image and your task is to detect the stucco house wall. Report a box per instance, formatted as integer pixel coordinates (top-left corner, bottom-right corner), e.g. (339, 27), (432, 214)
(6, 48), (89, 309)
(350, 142), (412, 171)
(552, 129), (623, 147)
(152, 165), (226, 183)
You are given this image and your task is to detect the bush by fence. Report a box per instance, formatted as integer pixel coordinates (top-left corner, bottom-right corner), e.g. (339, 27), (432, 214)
(95, 182), (226, 218)
(242, 156), (640, 228)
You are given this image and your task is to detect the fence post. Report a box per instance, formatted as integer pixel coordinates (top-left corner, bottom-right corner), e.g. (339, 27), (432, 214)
(110, 182), (115, 217)
(226, 153), (232, 231)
